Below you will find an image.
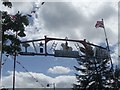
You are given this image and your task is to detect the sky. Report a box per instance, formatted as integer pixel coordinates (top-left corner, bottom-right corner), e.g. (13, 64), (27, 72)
(0, 0), (119, 88)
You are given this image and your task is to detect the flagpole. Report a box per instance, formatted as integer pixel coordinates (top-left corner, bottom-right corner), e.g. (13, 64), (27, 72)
(102, 19), (113, 69)
(102, 19), (110, 51)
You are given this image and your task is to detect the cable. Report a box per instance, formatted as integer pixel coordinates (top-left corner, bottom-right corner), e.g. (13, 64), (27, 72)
(1, 55), (45, 88)
(1, 58), (8, 66)
(1, 55), (9, 67)
(16, 60), (45, 88)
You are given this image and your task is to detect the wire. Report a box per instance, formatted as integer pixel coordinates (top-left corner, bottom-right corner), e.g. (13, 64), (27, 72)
(16, 60), (45, 88)
(1, 55), (9, 67)
(1, 55), (45, 88)
(1, 58), (8, 66)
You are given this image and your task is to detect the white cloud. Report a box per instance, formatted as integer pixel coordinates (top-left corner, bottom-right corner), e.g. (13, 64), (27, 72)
(54, 75), (76, 88)
(1, 1), (117, 46)
(1, 71), (76, 88)
(37, 2), (118, 44)
(48, 66), (73, 74)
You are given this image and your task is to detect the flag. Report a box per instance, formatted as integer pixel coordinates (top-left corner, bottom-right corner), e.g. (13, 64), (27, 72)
(95, 20), (104, 28)
(10, 15), (16, 21)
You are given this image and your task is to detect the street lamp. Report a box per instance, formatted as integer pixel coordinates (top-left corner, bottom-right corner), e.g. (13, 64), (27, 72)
(47, 83), (55, 90)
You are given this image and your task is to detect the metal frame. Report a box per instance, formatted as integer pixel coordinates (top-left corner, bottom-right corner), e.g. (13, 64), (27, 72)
(20, 36), (107, 56)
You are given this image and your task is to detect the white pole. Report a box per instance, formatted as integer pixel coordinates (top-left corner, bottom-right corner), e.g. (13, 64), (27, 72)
(0, 11), (2, 89)
(118, 8), (120, 68)
(118, 42), (120, 68)
(102, 19), (110, 51)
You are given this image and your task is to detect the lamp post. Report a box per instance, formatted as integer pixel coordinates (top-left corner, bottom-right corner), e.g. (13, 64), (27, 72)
(47, 83), (55, 90)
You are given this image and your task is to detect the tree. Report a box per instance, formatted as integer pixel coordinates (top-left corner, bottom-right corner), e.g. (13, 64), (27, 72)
(111, 66), (120, 89)
(73, 40), (113, 90)
(1, 1), (29, 55)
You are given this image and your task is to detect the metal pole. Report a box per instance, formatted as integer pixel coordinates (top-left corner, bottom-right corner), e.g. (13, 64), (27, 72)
(45, 36), (47, 56)
(102, 19), (113, 69)
(13, 51), (17, 90)
(102, 19), (110, 51)
(13, 32), (17, 90)
(53, 83), (55, 90)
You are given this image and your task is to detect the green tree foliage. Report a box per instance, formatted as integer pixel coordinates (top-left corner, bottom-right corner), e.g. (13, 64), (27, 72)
(111, 66), (120, 89)
(2, 1), (29, 55)
(73, 40), (114, 90)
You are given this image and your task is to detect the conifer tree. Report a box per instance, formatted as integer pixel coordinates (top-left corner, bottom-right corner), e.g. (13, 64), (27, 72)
(111, 66), (120, 89)
(73, 40), (113, 90)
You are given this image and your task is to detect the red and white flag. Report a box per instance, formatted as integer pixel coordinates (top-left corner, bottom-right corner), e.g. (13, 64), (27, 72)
(95, 20), (104, 28)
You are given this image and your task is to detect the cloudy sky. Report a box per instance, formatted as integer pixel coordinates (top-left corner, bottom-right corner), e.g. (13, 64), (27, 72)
(0, 0), (119, 88)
